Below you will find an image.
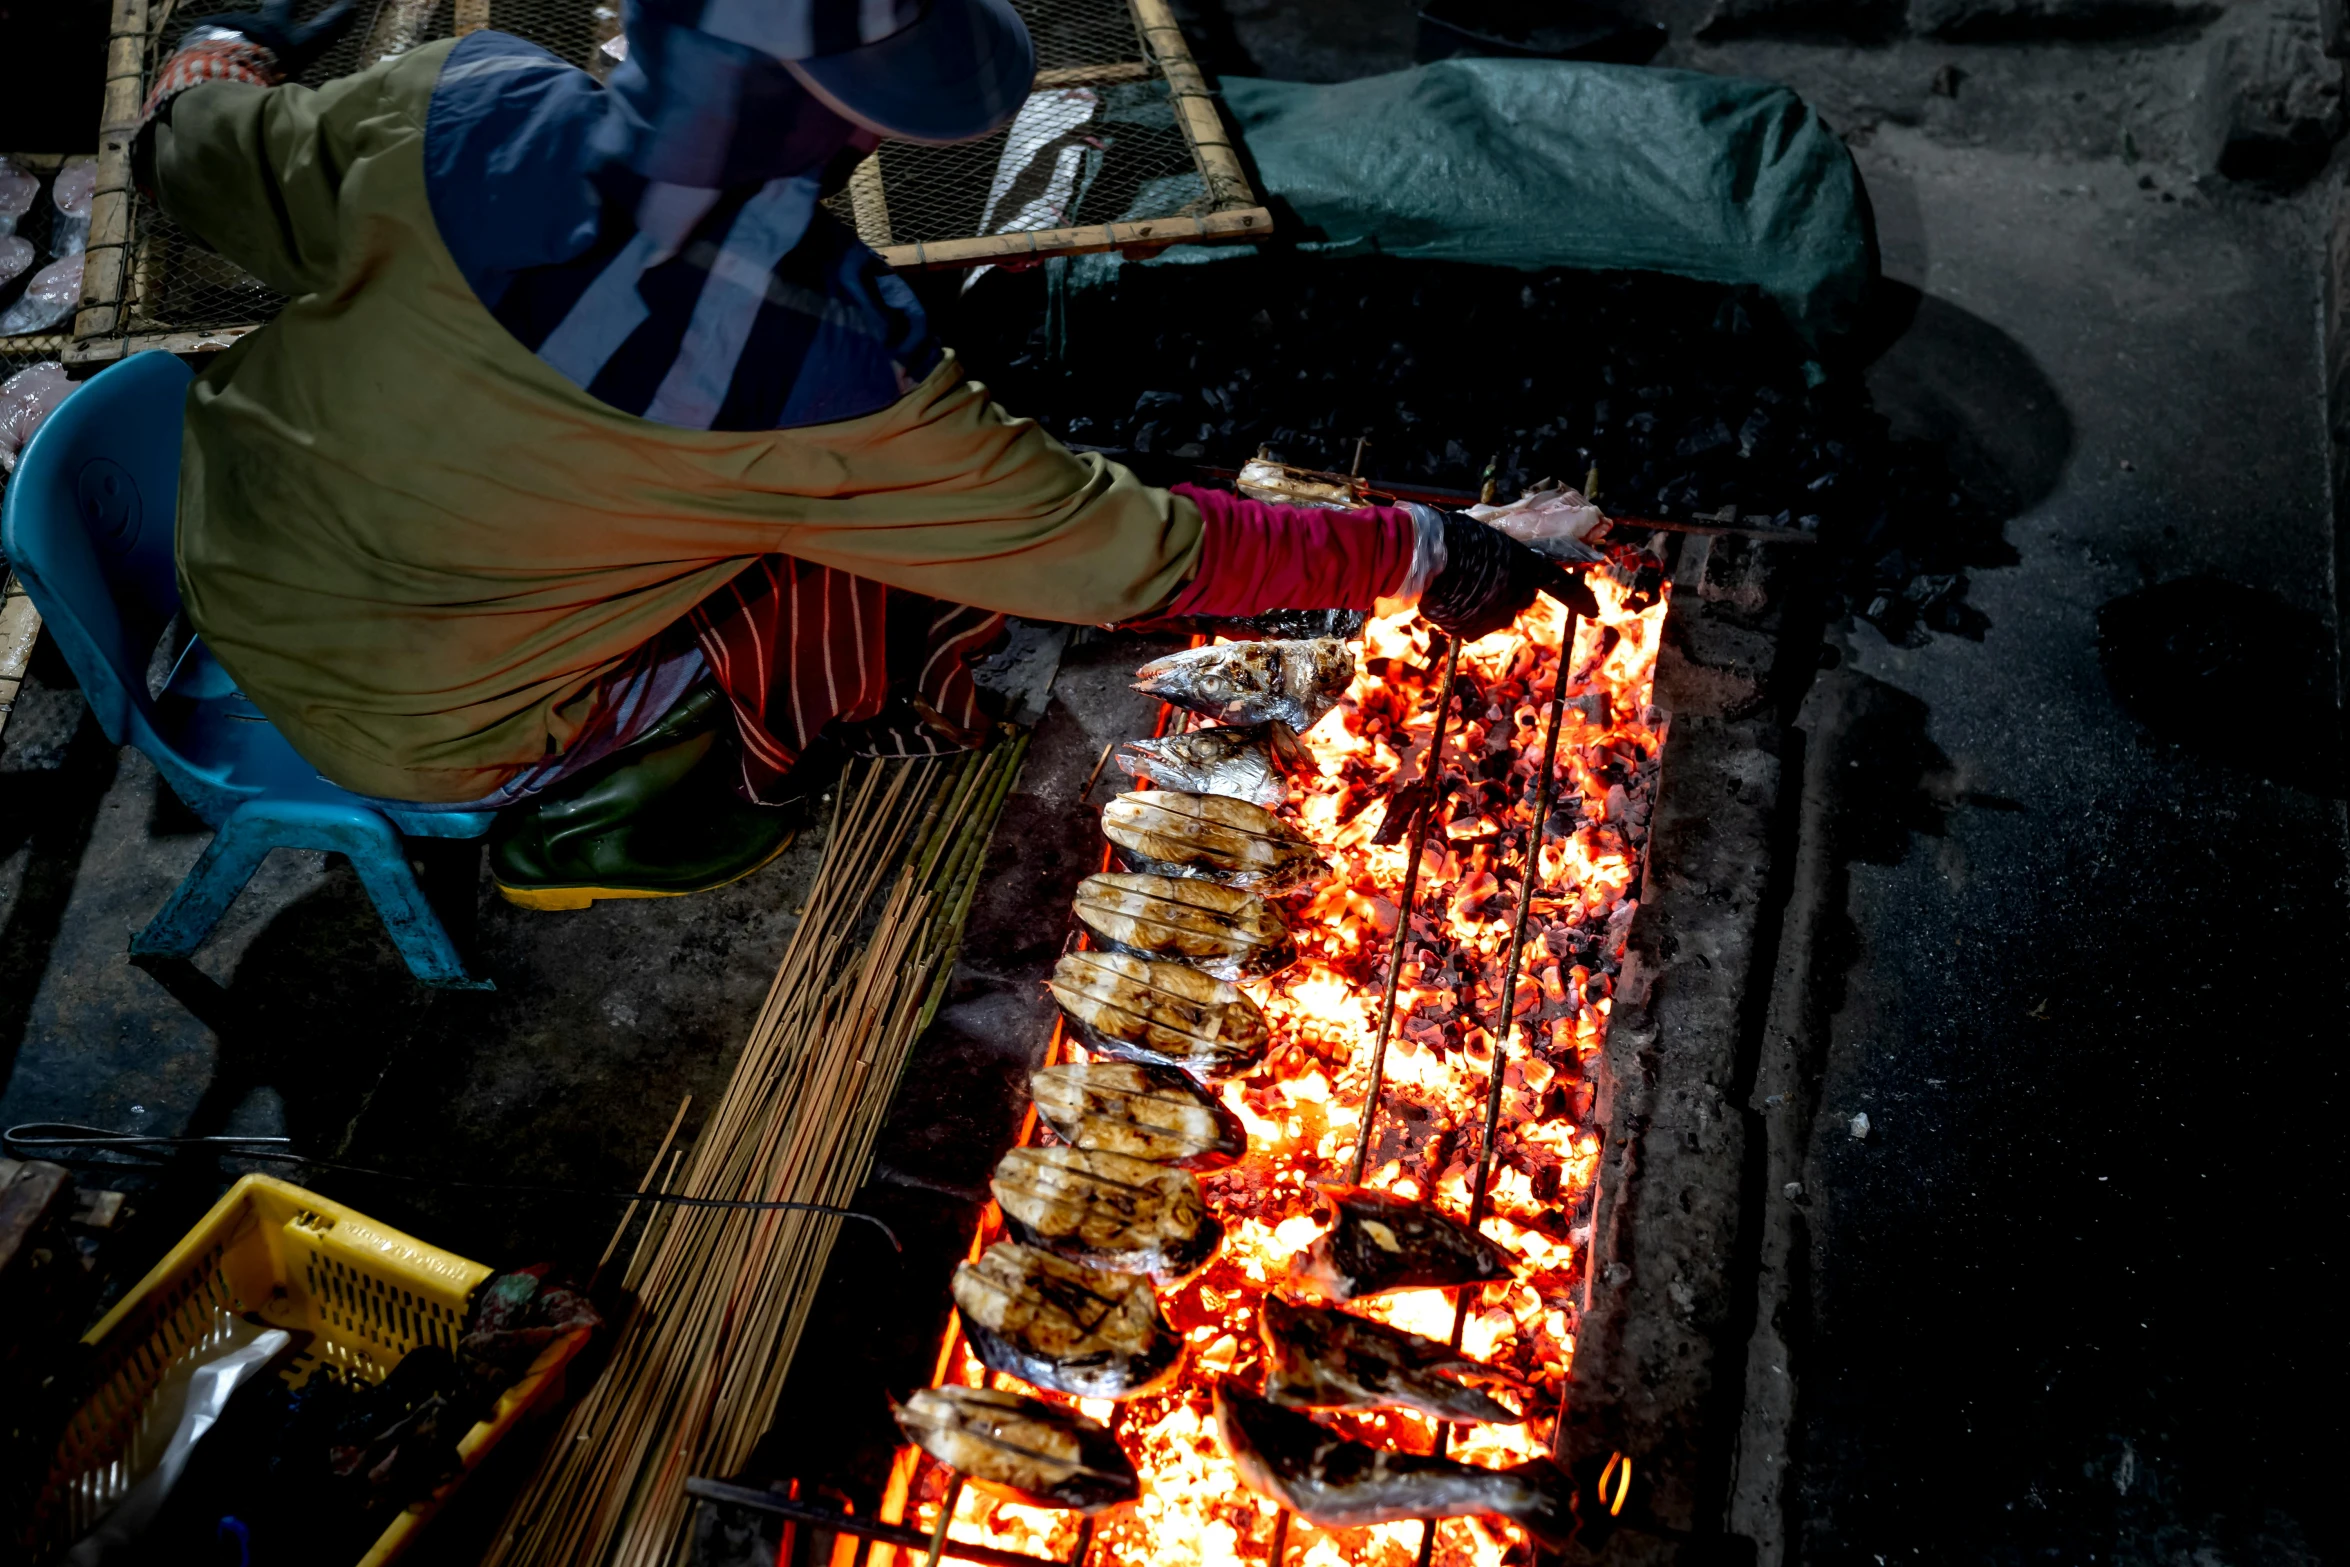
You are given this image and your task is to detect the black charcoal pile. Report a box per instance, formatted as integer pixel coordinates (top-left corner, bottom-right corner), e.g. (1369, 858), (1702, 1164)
(937, 256), (2003, 647)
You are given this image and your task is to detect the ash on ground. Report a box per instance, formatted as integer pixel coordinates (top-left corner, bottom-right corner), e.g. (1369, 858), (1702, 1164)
(936, 256), (2011, 648)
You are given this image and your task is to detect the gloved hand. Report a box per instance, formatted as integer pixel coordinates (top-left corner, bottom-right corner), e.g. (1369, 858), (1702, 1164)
(196, 0), (360, 76)
(1421, 511), (1601, 641)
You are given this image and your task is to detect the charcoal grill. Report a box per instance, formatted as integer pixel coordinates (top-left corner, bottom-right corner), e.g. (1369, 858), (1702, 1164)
(68, 0), (1269, 368)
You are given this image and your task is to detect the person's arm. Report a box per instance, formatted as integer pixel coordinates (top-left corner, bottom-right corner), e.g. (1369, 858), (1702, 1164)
(134, 1), (372, 298)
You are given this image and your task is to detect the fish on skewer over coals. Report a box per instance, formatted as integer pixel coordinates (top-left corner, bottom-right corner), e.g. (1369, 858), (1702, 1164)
(1292, 1185), (1515, 1300)
(1133, 638), (1355, 731)
(990, 1145), (1224, 1283)
(1212, 1379), (1579, 1548)
(1072, 872), (1298, 981)
(1029, 1061), (1248, 1170)
(1257, 1296), (1525, 1424)
(893, 1387), (1140, 1513)
(951, 1242), (1183, 1401)
(1113, 720), (1309, 809)
(1101, 790), (1332, 896)
(1048, 949), (1271, 1077)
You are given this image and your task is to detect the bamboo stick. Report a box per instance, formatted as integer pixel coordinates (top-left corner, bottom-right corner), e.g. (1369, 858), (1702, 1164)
(489, 740), (1027, 1567)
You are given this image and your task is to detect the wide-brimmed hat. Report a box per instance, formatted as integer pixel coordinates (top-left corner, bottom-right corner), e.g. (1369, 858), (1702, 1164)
(631, 0), (1035, 146)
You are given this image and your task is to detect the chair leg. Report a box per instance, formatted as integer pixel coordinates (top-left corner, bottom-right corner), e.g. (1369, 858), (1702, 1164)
(133, 800), (494, 990)
(130, 811), (278, 962)
(337, 825), (495, 991)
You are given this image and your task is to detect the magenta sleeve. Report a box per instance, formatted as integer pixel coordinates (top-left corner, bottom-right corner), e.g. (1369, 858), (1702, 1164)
(1158, 483), (1417, 620)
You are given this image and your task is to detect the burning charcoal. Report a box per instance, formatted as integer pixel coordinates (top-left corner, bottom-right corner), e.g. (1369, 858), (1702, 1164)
(1101, 790), (1332, 896)
(1258, 1297), (1525, 1424)
(1132, 639), (1355, 731)
(992, 1145), (1223, 1283)
(1072, 871), (1297, 981)
(1030, 1060), (1247, 1169)
(952, 1242), (1183, 1400)
(1292, 1186), (1513, 1301)
(1048, 949), (1270, 1077)
(1114, 720), (1308, 809)
(893, 1387), (1139, 1513)
(1211, 1379), (1577, 1547)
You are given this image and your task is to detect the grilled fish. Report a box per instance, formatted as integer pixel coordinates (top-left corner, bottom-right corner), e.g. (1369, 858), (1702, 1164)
(992, 1145), (1223, 1282)
(1031, 1061), (1248, 1169)
(952, 1242), (1182, 1400)
(1073, 872), (1297, 981)
(1114, 721), (1309, 809)
(1213, 1379), (1577, 1547)
(1101, 790), (1332, 897)
(1133, 639), (1355, 731)
(1048, 950), (1269, 1077)
(893, 1386), (1139, 1513)
(1293, 1186), (1514, 1300)
(1259, 1296), (1525, 1424)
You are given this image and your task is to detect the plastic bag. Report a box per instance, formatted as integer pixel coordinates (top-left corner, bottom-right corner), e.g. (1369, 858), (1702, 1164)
(50, 157), (97, 256)
(2, 252), (83, 335)
(0, 361), (76, 471)
(66, 1322), (292, 1565)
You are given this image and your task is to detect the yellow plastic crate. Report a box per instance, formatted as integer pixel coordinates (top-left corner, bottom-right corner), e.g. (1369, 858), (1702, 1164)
(26, 1174), (591, 1566)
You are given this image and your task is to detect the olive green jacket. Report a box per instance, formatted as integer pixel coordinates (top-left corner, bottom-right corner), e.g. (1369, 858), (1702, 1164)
(152, 40), (1200, 803)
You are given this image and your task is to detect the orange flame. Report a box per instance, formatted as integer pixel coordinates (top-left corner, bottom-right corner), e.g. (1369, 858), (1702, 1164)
(884, 578), (1668, 1567)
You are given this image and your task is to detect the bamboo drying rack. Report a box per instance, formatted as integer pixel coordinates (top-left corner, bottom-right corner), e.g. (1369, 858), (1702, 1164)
(67, 0), (1271, 369)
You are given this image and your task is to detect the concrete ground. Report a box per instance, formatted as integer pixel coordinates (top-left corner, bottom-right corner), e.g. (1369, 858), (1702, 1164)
(3, 4), (2345, 1566)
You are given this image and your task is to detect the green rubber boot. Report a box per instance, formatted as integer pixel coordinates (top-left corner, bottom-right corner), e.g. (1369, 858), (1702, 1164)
(488, 686), (797, 911)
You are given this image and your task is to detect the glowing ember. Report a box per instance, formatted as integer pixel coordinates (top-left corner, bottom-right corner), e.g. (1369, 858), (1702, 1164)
(882, 578), (1668, 1567)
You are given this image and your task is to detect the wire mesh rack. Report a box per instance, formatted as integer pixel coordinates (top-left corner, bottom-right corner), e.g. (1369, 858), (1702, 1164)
(68, 0), (1268, 368)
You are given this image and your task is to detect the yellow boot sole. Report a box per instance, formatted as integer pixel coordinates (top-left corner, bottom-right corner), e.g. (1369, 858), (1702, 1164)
(493, 830), (796, 911)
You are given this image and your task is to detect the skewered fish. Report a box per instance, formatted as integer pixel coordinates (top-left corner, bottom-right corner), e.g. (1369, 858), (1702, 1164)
(1073, 872), (1297, 981)
(893, 1386), (1139, 1513)
(1213, 1379), (1578, 1547)
(1048, 950), (1269, 1077)
(1258, 1296), (1525, 1424)
(1133, 639), (1355, 731)
(1101, 790), (1331, 896)
(992, 1144), (1223, 1283)
(1114, 720), (1308, 809)
(1031, 1061), (1248, 1169)
(952, 1242), (1182, 1400)
(1293, 1186), (1514, 1300)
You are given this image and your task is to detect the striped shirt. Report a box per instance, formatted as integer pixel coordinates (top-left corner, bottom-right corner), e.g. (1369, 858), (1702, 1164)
(424, 30), (936, 433)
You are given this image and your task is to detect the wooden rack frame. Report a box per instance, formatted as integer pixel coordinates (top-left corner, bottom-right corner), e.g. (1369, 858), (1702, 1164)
(65, 0), (1271, 369)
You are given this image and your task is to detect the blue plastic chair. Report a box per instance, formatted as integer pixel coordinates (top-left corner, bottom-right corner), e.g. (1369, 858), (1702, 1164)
(0, 351), (495, 988)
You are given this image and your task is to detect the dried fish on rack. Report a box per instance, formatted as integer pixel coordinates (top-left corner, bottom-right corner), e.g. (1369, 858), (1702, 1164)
(1292, 1186), (1514, 1300)
(1113, 720), (1309, 809)
(992, 1145), (1223, 1283)
(1072, 872), (1297, 981)
(893, 1387), (1139, 1513)
(1030, 1061), (1248, 1170)
(1213, 1379), (1578, 1547)
(1133, 639), (1355, 731)
(952, 1242), (1183, 1400)
(1048, 949), (1270, 1077)
(1258, 1296), (1525, 1424)
(1101, 790), (1332, 896)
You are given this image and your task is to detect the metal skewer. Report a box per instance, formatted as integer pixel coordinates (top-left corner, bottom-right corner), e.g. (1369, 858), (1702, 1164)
(1347, 633), (1467, 1184)
(1415, 609), (1582, 1567)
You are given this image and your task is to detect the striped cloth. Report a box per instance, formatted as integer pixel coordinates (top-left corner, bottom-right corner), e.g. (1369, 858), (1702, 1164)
(690, 560), (1005, 800)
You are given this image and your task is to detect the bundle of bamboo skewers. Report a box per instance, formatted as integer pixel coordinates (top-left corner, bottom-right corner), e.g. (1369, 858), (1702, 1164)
(486, 736), (1030, 1567)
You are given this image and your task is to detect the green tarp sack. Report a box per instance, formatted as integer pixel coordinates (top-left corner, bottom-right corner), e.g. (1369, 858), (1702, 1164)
(1088, 58), (1875, 349)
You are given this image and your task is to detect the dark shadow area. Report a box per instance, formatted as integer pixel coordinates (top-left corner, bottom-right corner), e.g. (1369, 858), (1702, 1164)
(2098, 575), (2347, 799)
(0, 655), (118, 1097)
(0, 0), (107, 149)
